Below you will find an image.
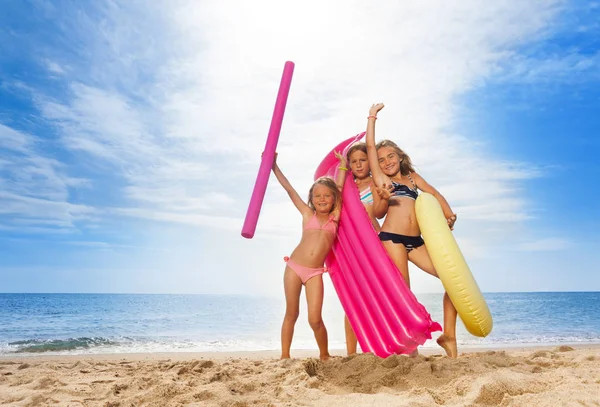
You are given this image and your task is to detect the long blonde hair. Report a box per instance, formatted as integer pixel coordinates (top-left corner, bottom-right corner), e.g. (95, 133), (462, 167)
(307, 177), (342, 214)
(376, 139), (415, 176)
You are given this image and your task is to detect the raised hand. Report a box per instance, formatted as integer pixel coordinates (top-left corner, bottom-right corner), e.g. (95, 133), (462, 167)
(376, 183), (393, 200)
(369, 103), (385, 117)
(266, 152), (278, 170)
(334, 150), (347, 169)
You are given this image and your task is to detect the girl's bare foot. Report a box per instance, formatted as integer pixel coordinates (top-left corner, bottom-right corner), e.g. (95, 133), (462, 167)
(319, 353), (331, 361)
(436, 334), (457, 358)
(280, 354), (291, 360)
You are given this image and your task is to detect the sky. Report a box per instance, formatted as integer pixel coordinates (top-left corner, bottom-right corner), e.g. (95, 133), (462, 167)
(0, 0), (599, 295)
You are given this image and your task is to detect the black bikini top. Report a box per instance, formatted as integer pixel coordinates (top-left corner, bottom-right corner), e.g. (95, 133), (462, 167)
(390, 174), (418, 200)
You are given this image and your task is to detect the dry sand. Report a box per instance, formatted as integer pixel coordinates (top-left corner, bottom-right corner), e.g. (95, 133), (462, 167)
(1, 345), (599, 407)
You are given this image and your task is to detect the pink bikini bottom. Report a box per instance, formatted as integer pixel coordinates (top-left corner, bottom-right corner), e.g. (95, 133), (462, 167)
(284, 256), (328, 284)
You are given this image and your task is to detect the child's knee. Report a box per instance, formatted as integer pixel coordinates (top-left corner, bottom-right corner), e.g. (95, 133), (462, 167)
(284, 311), (299, 323)
(308, 316), (324, 331)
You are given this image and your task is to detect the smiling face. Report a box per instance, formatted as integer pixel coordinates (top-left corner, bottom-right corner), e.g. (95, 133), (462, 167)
(308, 177), (341, 215)
(375, 140), (415, 176)
(349, 150), (370, 180)
(311, 184), (335, 214)
(377, 146), (401, 177)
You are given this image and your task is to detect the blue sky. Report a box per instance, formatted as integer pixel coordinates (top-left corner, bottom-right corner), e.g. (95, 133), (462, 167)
(1, 0), (599, 295)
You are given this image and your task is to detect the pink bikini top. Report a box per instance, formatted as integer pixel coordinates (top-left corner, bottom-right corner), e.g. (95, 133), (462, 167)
(303, 213), (337, 235)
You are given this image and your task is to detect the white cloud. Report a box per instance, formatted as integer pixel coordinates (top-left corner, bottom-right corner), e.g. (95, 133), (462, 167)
(0, 124), (94, 232)
(4, 0), (586, 293)
(0, 124), (30, 152)
(518, 238), (571, 251)
(499, 50), (600, 83)
(45, 59), (67, 75)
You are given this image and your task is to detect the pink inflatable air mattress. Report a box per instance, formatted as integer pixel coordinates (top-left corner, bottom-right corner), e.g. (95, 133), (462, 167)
(315, 133), (442, 357)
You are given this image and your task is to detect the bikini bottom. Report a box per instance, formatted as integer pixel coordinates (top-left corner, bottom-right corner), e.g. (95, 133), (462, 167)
(378, 231), (425, 252)
(284, 256), (328, 284)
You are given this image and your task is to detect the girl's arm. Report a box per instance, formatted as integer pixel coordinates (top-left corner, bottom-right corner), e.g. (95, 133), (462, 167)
(334, 151), (348, 191)
(365, 103), (387, 189)
(371, 182), (390, 219)
(272, 158), (312, 216)
(412, 172), (457, 230)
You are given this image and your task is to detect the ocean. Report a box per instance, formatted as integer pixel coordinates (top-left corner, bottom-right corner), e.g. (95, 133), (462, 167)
(1, 292), (599, 356)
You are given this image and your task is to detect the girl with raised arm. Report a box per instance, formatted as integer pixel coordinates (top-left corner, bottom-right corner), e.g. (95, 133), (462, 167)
(272, 152), (347, 360)
(365, 103), (459, 358)
(343, 142), (388, 355)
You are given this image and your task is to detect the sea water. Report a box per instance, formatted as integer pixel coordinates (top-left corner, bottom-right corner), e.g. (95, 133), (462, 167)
(1, 292), (599, 355)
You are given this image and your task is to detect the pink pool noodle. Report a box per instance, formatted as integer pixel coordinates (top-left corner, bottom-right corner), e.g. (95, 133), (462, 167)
(242, 61), (295, 239)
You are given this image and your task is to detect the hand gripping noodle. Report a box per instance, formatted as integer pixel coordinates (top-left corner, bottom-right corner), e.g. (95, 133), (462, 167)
(315, 134), (442, 357)
(242, 61), (295, 239)
(415, 193), (493, 337)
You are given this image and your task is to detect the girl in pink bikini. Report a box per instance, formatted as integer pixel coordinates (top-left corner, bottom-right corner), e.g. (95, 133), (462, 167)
(271, 152), (347, 360)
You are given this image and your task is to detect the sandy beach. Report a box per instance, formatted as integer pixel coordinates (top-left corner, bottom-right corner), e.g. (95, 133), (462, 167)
(1, 345), (598, 407)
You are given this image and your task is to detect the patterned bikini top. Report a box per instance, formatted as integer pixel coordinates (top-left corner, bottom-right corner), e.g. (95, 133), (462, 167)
(390, 173), (418, 201)
(359, 184), (374, 205)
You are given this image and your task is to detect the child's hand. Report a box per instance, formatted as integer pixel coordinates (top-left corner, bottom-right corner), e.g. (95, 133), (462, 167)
(376, 183), (393, 200)
(447, 214), (457, 230)
(264, 152), (278, 169)
(334, 151), (347, 169)
(369, 103), (385, 117)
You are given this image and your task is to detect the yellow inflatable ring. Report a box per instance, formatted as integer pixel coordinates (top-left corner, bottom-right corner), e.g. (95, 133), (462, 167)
(415, 192), (493, 337)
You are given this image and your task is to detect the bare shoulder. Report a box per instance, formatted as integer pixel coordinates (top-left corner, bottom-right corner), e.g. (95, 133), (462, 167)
(299, 209), (314, 226)
(332, 210), (341, 222)
(410, 171), (425, 183)
(410, 171), (431, 191)
(300, 206), (314, 219)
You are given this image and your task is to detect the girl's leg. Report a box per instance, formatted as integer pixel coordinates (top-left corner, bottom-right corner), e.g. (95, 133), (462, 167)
(344, 315), (357, 355)
(437, 292), (458, 358)
(381, 240), (410, 286)
(281, 266), (302, 359)
(305, 274), (330, 360)
(381, 241), (418, 356)
(409, 246), (458, 358)
(407, 245), (438, 278)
